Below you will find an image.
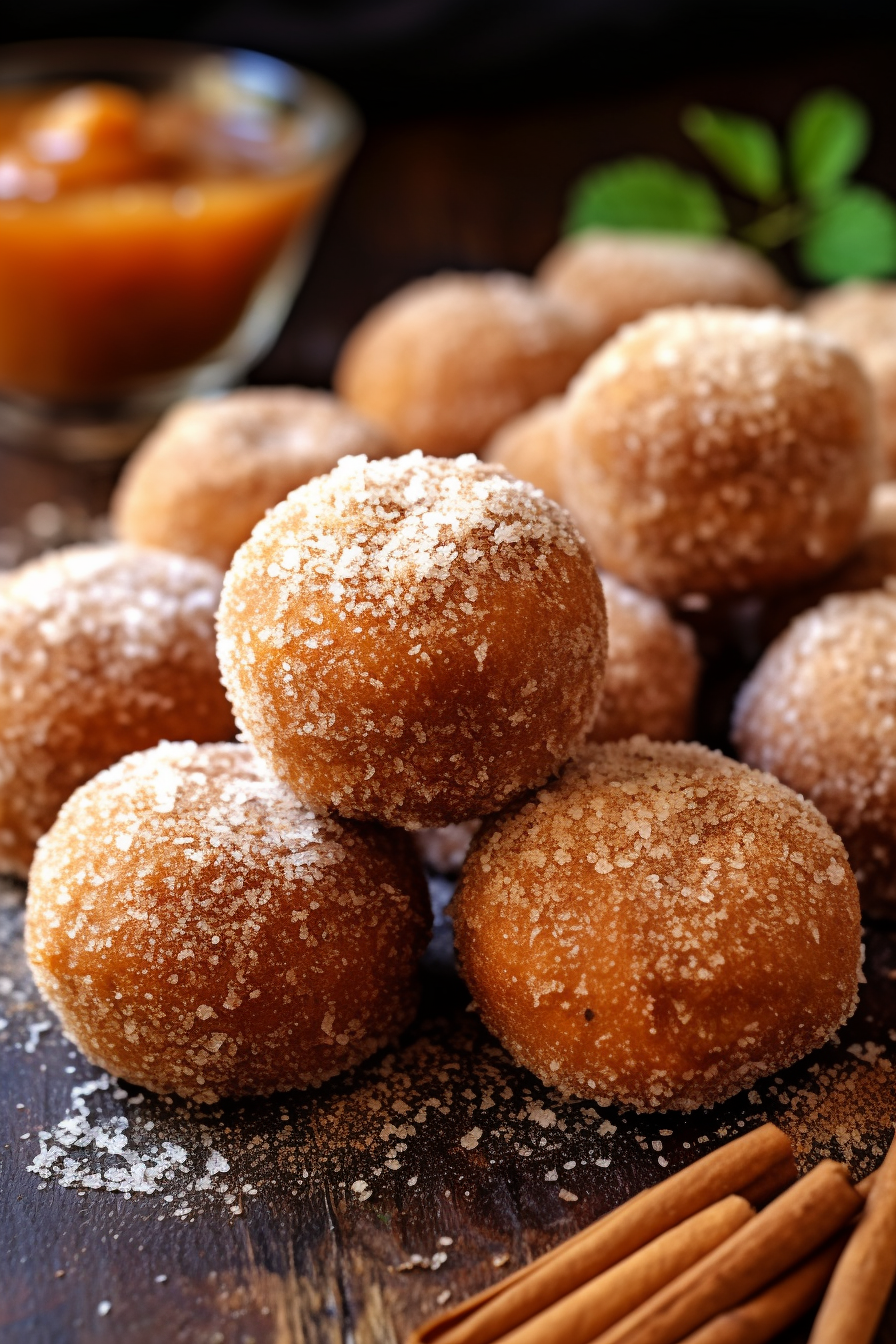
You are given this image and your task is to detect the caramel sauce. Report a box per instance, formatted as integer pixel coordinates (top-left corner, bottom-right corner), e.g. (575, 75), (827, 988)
(0, 82), (334, 399)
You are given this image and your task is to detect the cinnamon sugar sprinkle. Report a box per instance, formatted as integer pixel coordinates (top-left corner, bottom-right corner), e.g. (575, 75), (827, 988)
(777, 1055), (896, 1172)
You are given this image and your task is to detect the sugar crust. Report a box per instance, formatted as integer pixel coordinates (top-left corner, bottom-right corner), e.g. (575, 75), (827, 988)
(25, 741), (431, 1102)
(0, 543), (233, 876)
(335, 272), (594, 457)
(113, 388), (397, 570)
(805, 281), (896, 478)
(592, 573), (700, 743)
(560, 306), (874, 600)
(538, 232), (794, 348)
(482, 396), (565, 502)
(734, 587), (896, 917)
(453, 737), (861, 1112)
(217, 452), (608, 828)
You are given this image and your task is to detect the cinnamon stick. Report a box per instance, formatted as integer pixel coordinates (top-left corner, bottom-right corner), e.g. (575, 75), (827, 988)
(809, 1128), (896, 1344)
(588, 1159), (862, 1344)
(409, 1123), (793, 1344)
(496, 1196), (754, 1344)
(670, 1169), (880, 1344)
(736, 1153), (798, 1208)
(675, 1232), (850, 1344)
(855, 1170), (878, 1197)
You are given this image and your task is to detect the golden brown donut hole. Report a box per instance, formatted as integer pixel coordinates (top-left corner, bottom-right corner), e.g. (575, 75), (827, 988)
(26, 741), (431, 1102)
(217, 452), (607, 828)
(453, 738), (861, 1112)
(334, 272), (594, 458)
(592, 573), (700, 743)
(112, 388), (398, 570)
(733, 587), (896, 918)
(805, 281), (896, 480)
(0, 543), (233, 876)
(560, 306), (874, 601)
(753, 480), (896, 648)
(481, 396), (565, 502)
(537, 231), (793, 348)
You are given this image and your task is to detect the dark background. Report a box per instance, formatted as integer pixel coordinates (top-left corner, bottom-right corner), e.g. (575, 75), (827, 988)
(6, 1), (896, 121)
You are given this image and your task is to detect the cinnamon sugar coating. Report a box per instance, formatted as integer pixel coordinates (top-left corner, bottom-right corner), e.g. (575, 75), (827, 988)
(756, 481), (896, 647)
(112, 388), (397, 570)
(217, 452), (607, 828)
(537, 232), (793, 349)
(592, 573), (700, 743)
(560, 307), (874, 600)
(805, 282), (896, 479)
(0, 544), (233, 876)
(828, 479), (896, 593)
(25, 741), (431, 1102)
(453, 738), (861, 1112)
(481, 396), (564, 501)
(733, 588), (896, 917)
(334, 272), (594, 458)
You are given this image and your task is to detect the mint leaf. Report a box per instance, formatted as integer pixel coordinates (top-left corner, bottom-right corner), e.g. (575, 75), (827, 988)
(789, 90), (870, 200)
(682, 106), (781, 202)
(799, 186), (896, 281)
(564, 158), (725, 237)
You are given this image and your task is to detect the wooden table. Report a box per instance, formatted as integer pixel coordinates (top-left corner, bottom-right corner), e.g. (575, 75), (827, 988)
(2, 45), (896, 1341)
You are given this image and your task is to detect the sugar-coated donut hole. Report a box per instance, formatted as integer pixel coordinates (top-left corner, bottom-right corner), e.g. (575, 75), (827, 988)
(560, 306), (874, 600)
(334, 272), (595, 458)
(25, 741), (432, 1102)
(112, 388), (398, 570)
(0, 543), (233, 876)
(537, 231), (794, 348)
(734, 587), (896, 918)
(481, 396), (564, 502)
(754, 480), (896, 647)
(453, 737), (861, 1112)
(592, 573), (700, 743)
(217, 452), (608, 828)
(805, 281), (896, 480)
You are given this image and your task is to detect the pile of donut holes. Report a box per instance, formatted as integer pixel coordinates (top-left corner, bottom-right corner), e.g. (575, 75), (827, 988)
(20, 223), (895, 1114)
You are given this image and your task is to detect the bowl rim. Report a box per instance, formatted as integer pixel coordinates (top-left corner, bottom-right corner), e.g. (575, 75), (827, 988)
(0, 36), (362, 165)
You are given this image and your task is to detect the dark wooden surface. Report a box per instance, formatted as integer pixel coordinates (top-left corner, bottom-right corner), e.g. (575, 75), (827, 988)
(3, 42), (896, 1343)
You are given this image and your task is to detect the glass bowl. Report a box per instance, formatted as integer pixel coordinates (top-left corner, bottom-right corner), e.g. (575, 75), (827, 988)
(0, 38), (361, 460)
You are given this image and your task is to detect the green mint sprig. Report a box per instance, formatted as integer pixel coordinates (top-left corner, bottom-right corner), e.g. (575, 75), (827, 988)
(564, 89), (896, 283)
